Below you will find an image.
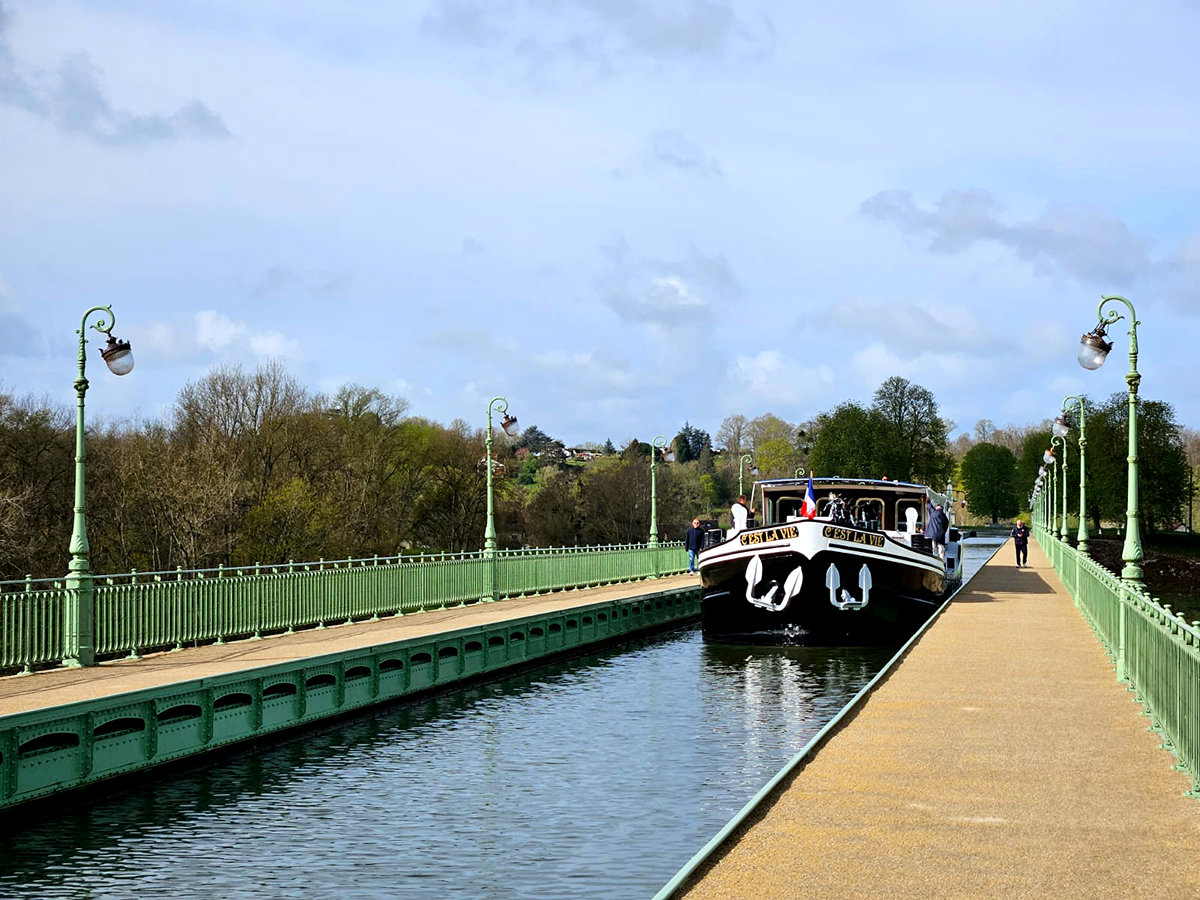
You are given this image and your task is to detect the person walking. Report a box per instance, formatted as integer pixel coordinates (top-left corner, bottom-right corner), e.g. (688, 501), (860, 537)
(1010, 519), (1030, 568)
(685, 518), (705, 574)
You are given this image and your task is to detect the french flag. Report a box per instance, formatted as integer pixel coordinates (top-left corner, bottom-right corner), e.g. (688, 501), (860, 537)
(802, 475), (818, 519)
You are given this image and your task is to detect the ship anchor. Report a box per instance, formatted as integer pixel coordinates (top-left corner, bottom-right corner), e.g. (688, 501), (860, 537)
(744, 555), (804, 612)
(826, 563), (871, 611)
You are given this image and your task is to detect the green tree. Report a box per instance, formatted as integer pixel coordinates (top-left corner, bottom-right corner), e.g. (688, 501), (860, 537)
(237, 477), (339, 564)
(747, 413), (794, 451)
(870, 376), (952, 484)
(960, 442), (1018, 524)
(1016, 429), (1053, 514)
(753, 437), (796, 479)
(525, 469), (579, 546)
(516, 425), (555, 455)
(808, 402), (887, 479)
(578, 458), (650, 544)
(1086, 393), (1190, 532)
(671, 422), (712, 463)
(715, 414), (748, 453)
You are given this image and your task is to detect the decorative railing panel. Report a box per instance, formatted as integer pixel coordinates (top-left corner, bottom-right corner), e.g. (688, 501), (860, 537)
(1035, 527), (1200, 796)
(0, 542), (686, 671)
(0, 578), (66, 671)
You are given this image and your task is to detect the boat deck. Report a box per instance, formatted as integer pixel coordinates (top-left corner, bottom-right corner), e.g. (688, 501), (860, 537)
(679, 541), (1200, 899)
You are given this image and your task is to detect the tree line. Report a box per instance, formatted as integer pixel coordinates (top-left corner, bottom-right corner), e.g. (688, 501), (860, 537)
(2, 362), (1194, 580)
(0, 364), (771, 579)
(959, 394), (1195, 529)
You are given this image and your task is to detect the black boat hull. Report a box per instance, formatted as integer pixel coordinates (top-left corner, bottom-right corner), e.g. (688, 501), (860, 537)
(700, 547), (944, 646)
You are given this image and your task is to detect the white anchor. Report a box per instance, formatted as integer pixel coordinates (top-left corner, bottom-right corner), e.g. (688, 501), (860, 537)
(827, 563), (872, 611)
(744, 555), (804, 612)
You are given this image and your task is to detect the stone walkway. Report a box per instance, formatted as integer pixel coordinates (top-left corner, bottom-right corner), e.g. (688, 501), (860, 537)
(0, 574), (696, 716)
(680, 541), (1200, 899)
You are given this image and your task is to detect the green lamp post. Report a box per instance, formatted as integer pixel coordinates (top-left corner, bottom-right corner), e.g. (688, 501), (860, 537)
(1057, 397), (1089, 554)
(1078, 295), (1142, 583)
(739, 453), (757, 496)
(1053, 460), (1059, 536)
(1051, 434), (1069, 540)
(483, 397), (519, 558)
(1043, 447), (1056, 537)
(65, 305), (135, 668)
(649, 435), (672, 547)
(1035, 464), (1047, 530)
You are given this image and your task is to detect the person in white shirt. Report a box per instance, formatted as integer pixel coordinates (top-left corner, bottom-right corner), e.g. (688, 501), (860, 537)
(729, 495), (754, 535)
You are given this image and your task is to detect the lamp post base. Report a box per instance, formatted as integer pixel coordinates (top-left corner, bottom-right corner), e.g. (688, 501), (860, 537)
(1120, 563), (1143, 585)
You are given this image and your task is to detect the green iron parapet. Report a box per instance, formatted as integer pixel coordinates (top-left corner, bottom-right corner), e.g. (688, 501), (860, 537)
(0, 542), (687, 674)
(1034, 529), (1200, 798)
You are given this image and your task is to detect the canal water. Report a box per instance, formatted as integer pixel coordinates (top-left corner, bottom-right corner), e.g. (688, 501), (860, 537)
(0, 538), (1006, 900)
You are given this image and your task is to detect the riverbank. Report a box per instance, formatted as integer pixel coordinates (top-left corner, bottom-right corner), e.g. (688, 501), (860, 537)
(1086, 533), (1200, 621)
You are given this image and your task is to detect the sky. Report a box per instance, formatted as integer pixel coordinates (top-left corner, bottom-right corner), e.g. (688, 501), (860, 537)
(2, 0), (1199, 446)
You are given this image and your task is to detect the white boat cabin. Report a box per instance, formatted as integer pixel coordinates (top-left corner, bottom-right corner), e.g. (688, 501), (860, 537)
(754, 478), (953, 549)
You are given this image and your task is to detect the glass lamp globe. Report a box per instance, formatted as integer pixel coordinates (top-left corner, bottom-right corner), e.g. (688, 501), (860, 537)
(1043, 450), (1055, 465)
(1078, 329), (1112, 370)
(1052, 416), (1070, 438)
(100, 335), (135, 376)
(500, 413), (519, 437)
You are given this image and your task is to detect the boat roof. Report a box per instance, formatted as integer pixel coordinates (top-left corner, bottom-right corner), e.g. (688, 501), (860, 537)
(757, 477), (930, 491)
(757, 477), (951, 506)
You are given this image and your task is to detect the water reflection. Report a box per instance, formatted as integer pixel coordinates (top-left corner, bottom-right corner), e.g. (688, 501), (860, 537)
(0, 539), (1006, 900)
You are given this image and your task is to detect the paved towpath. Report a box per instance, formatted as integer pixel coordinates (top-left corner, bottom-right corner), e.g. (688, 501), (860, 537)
(0, 574), (696, 717)
(680, 541), (1200, 899)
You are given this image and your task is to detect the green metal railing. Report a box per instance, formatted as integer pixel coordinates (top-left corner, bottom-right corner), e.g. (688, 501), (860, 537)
(1035, 526), (1200, 796)
(0, 542), (687, 672)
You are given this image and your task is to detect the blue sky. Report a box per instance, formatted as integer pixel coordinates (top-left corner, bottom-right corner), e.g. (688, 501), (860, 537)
(2, 0), (1199, 445)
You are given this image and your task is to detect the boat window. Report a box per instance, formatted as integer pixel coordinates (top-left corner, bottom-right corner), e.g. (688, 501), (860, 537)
(774, 496), (806, 522)
(853, 498), (884, 531)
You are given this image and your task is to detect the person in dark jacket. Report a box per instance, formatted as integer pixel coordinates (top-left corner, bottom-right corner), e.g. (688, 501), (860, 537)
(1010, 519), (1030, 567)
(685, 518), (705, 574)
(925, 502), (950, 558)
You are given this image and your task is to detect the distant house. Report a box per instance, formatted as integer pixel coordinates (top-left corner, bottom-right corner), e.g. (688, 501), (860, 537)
(479, 457), (507, 475)
(566, 447), (594, 461)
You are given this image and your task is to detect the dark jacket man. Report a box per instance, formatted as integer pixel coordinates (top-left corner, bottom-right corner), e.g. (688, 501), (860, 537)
(685, 522), (706, 553)
(925, 504), (949, 543)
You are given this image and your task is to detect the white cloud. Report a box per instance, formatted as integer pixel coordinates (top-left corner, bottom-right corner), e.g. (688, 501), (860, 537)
(248, 330), (299, 359)
(596, 240), (734, 327)
(195, 310), (247, 351)
(138, 320), (177, 355)
(531, 347), (639, 391)
(861, 189), (1151, 286)
(193, 310), (300, 361)
(847, 344), (976, 396)
(818, 298), (992, 352)
(728, 350), (833, 407)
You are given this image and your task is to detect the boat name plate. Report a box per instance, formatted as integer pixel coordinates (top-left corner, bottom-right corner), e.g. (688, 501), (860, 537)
(823, 526), (886, 548)
(739, 525), (800, 546)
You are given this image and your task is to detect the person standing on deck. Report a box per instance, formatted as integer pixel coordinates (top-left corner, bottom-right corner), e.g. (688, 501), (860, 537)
(685, 518), (705, 574)
(730, 496), (754, 536)
(1010, 519), (1030, 568)
(926, 503), (949, 558)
